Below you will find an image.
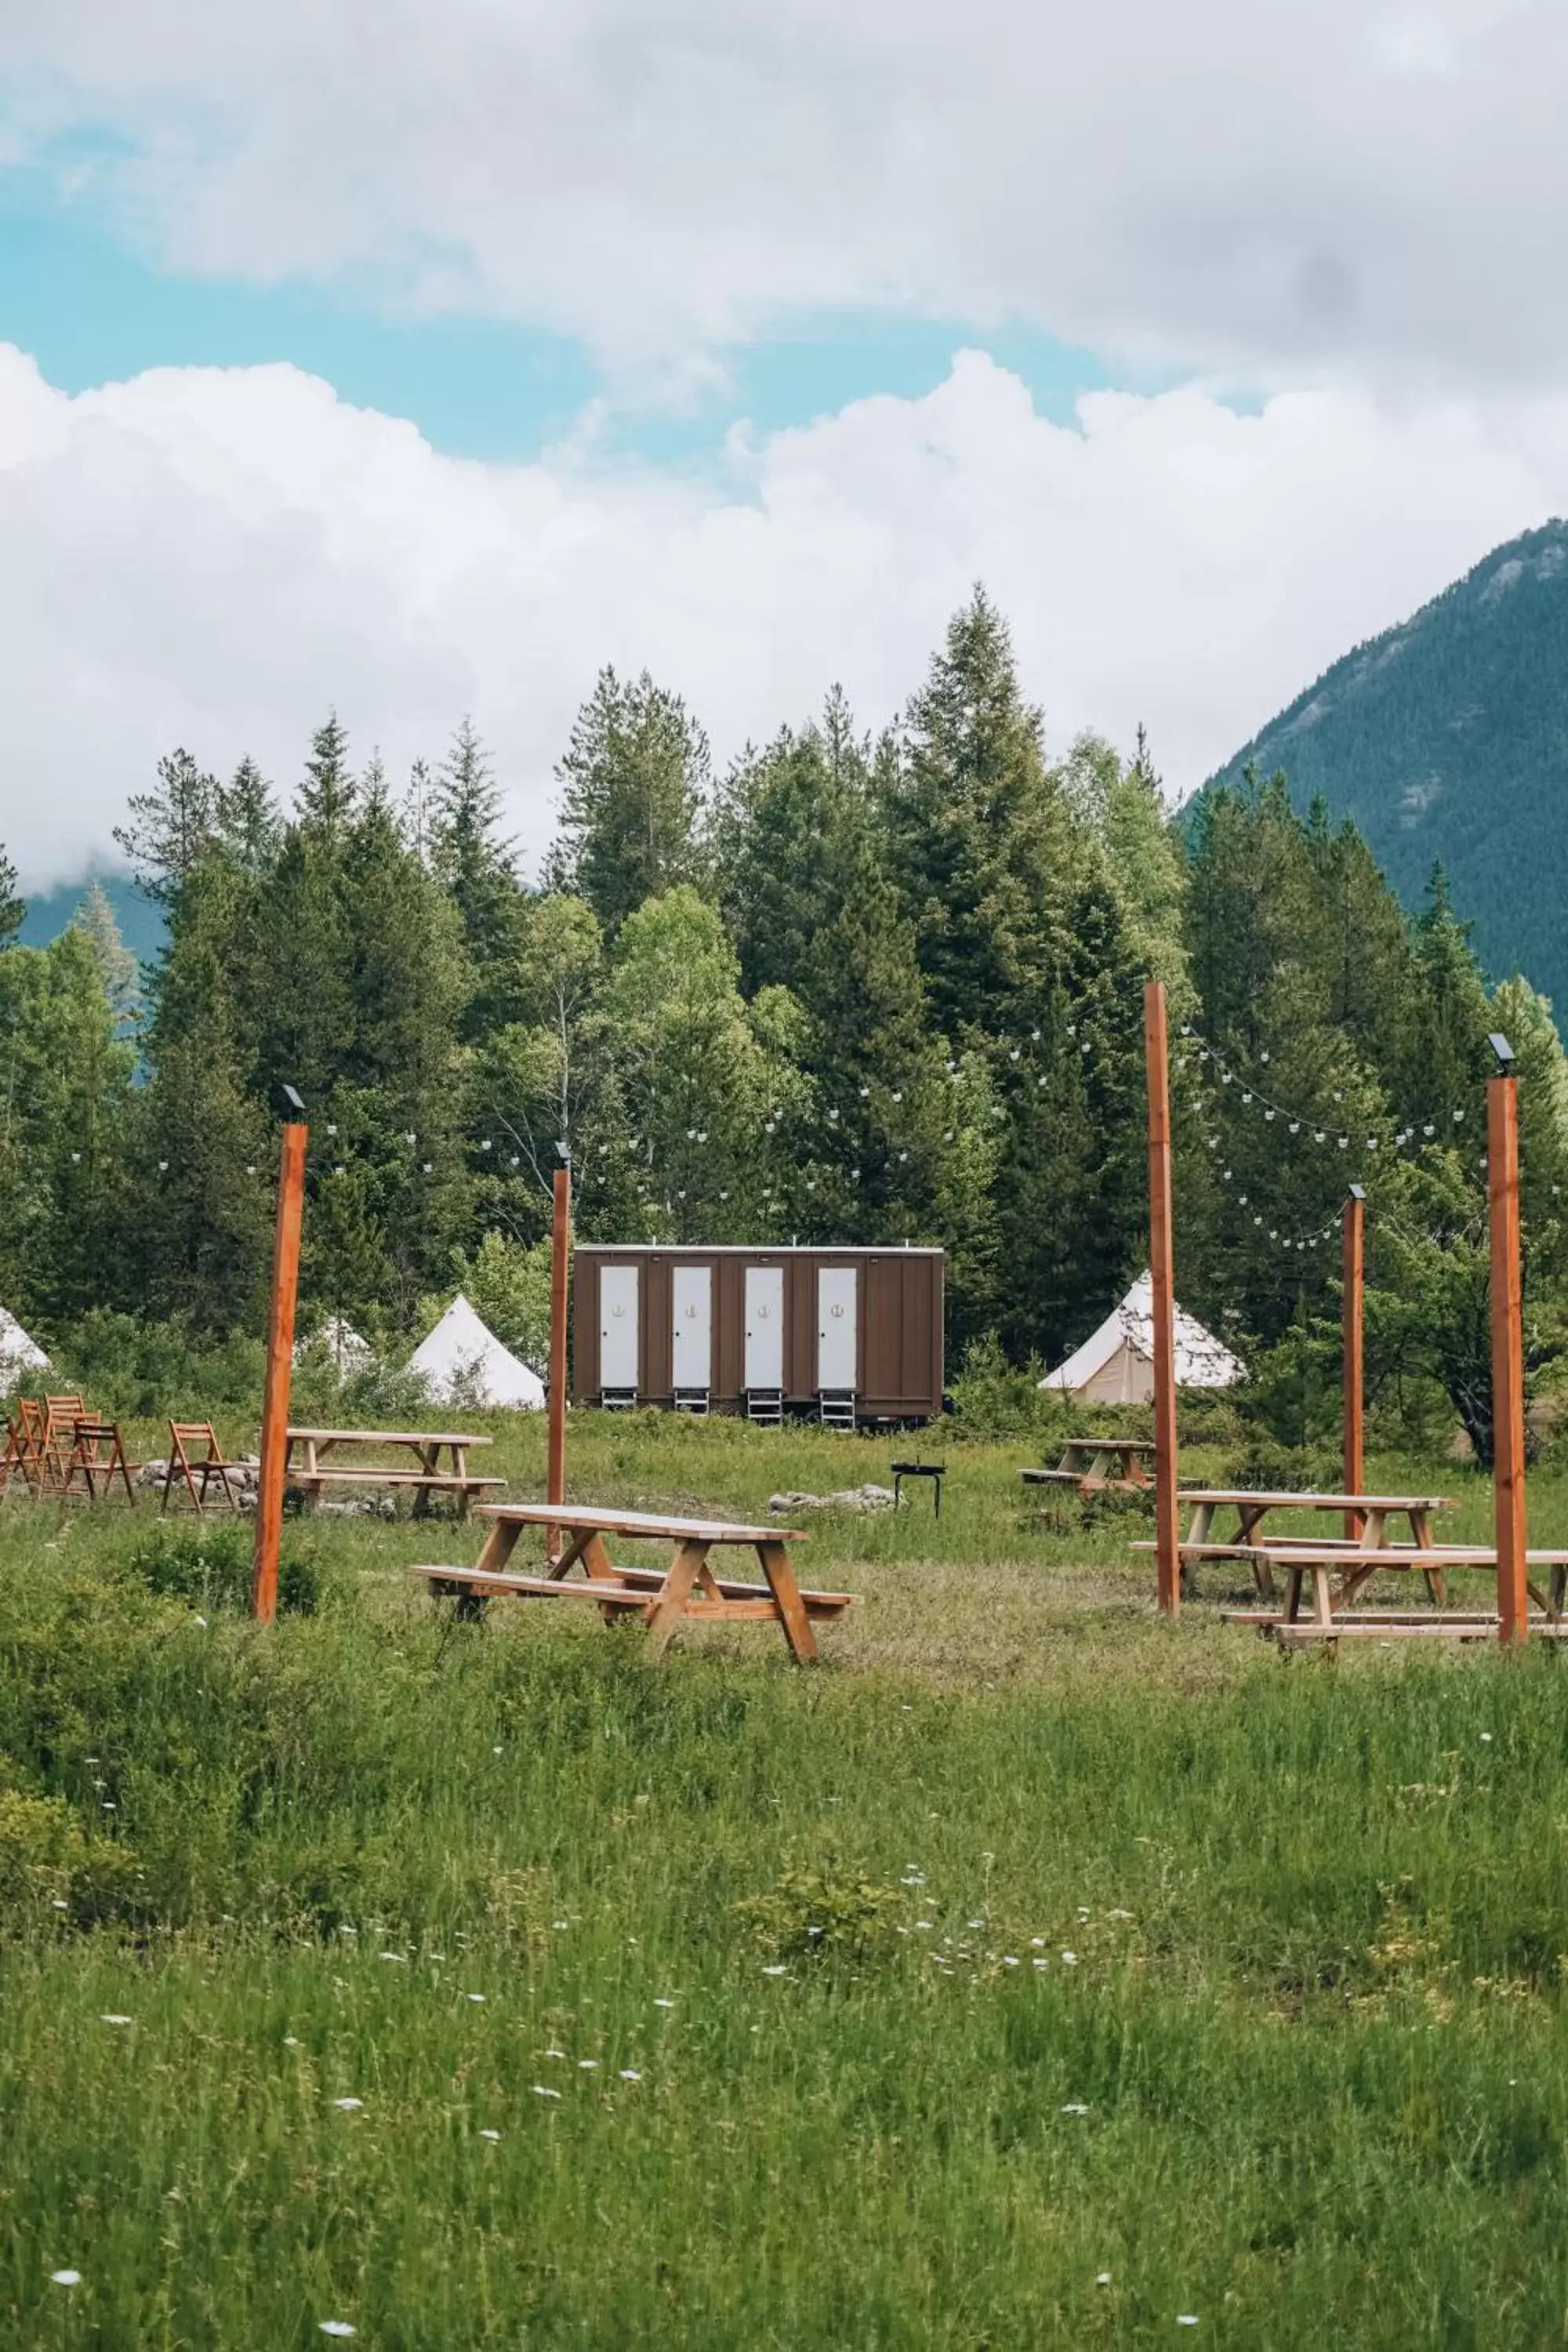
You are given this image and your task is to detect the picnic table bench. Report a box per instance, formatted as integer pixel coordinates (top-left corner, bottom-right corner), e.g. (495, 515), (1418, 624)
(1022, 1436), (1155, 1498)
(1222, 1543), (1568, 1642)
(1137, 1488), (1451, 1598)
(411, 1501), (858, 1663)
(286, 1427), (503, 1518)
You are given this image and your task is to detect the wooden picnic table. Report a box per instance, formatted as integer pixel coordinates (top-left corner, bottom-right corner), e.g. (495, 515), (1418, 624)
(285, 1426), (503, 1518)
(410, 1501), (858, 1663)
(1159, 1488), (1450, 1599)
(1022, 1436), (1156, 1499)
(1226, 1543), (1568, 1636)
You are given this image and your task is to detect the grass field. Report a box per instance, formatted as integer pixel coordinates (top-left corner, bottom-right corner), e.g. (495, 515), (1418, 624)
(5, 1410), (1568, 2347)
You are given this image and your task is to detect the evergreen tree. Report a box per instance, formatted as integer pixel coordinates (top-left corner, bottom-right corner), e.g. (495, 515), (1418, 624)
(553, 669), (710, 932)
(113, 749), (221, 906)
(71, 881), (139, 1027)
(132, 857), (274, 1330)
(296, 713), (358, 844)
(431, 718), (523, 1037)
(217, 757), (281, 874)
(0, 844), (22, 948)
(0, 932), (137, 1324)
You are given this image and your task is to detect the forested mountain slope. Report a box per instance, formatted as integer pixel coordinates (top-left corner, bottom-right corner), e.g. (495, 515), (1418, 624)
(1201, 519), (1568, 1012)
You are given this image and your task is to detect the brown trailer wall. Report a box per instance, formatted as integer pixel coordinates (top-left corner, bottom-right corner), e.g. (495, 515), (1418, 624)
(572, 1247), (943, 1421)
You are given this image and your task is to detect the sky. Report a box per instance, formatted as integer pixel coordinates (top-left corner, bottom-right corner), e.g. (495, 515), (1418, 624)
(4, 0), (1568, 888)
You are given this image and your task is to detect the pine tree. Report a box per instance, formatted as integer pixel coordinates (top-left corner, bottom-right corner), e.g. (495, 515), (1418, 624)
(431, 719), (523, 1038)
(70, 881), (139, 1026)
(113, 750), (221, 906)
(218, 757), (281, 874)
(132, 858), (273, 1330)
(553, 669), (710, 931)
(296, 713), (358, 843)
(0, 844), (22, 948)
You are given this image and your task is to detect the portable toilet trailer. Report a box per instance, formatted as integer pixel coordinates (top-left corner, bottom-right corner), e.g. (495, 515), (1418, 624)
(572, 1244), (945, 1428)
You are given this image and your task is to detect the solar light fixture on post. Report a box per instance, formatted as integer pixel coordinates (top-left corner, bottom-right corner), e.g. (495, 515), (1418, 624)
(252, 1087), (307, 1626)
(546, 1145), (572, 1565)
(1144, 980), (1180, 1615)
(1487, 1033), (1528, 1643)
(1343, 1186), (1366, 1539)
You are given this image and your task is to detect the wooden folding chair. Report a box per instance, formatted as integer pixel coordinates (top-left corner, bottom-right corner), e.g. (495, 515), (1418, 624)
(0, 1403), (45, 1500)
(162, 1422), (241, 1515)
(59, 1419), (137, 1505)
(37, 1395), (88, 1498)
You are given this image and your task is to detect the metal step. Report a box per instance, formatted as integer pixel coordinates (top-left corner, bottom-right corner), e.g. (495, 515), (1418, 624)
(818, 1389), (857, 1432)
(673, 1388), (711, 1417)
(746, 1388), (784, 1427)
(599, 1388), (638, 1412)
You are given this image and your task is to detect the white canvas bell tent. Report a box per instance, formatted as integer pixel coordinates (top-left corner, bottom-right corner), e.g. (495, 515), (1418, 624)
(406, 1294), (545, 1410)
(0, 1305), (49, 1383)
(1039, 1272), (1243, 1403)
(293, 1316), (375, 1376)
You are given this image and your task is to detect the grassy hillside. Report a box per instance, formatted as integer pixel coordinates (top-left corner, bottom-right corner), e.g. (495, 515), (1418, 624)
(4, 1412), (1568, 2346)
(1201, 518), (1568, 1014)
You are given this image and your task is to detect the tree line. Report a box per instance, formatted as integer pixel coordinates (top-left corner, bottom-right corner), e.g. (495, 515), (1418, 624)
(3, 586), (1565, 1450)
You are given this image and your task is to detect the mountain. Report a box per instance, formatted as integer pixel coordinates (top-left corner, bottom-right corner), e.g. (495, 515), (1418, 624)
(1199, 519), (1568, 1014)
(17, 873), (165, 967)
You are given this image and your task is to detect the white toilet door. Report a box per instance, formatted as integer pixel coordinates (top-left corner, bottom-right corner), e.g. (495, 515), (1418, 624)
(672, 1265), (713, 1388)
(817, 1266), (858, 1389)
(599, 1265), (641, 1389)
(744, 1265), (784, 1389)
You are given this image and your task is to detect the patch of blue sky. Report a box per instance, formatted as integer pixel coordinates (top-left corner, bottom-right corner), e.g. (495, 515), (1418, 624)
(0, 162), (1150, 466)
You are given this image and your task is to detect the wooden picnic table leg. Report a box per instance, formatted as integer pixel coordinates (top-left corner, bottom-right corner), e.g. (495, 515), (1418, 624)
(1178, 1499), (1211, 1599)
(644, 1541), (711, 1658)
(474, 1515), (527, 1576)
(452, 1444), (472, 1519)
(755, 1539), (818, 1665)
(409, 1443), (441, 1522)
(1364, 1507), (1388, 1547)
(1311, 1565), (1334, 1629)
(1237, 1506), (1276, 1602)
(1553, 1566), (1568, 1625)
(1285, 1563), (1304, 1624)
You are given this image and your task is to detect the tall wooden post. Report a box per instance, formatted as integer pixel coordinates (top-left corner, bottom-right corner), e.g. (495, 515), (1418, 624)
(1343, 1187), (1365, 1540)
(252, 1120), (307, 1625)
(1489, 1062), (1528, 1644)
(546, 1161), (571, 1563)
(1145, 982), (1181, 1616)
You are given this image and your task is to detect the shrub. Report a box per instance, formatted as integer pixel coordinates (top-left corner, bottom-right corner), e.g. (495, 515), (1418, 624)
(737, 1855), (906, 1965)
(127, 1523), (326, 1616)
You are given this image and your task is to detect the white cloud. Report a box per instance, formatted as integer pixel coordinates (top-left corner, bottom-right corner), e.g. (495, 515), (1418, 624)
(3, 342), (1566, 891)
(4, 0), (1568, 389)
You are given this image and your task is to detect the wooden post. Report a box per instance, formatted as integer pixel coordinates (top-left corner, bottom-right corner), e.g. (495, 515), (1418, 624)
(1343, 1187), (1365, 1540)
(546, 1161), (571, 1564)
(1145, 982), (1181, 1616)
(252, 1120), (307, 1626)
(1489, 1065), (1528, 1644)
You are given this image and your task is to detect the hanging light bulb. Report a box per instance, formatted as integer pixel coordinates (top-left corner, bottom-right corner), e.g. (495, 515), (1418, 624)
(1288, 1121), (1300, 1135)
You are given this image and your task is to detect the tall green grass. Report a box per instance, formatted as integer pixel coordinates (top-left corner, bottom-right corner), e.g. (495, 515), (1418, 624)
(2, 1418), (1566, 2346)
